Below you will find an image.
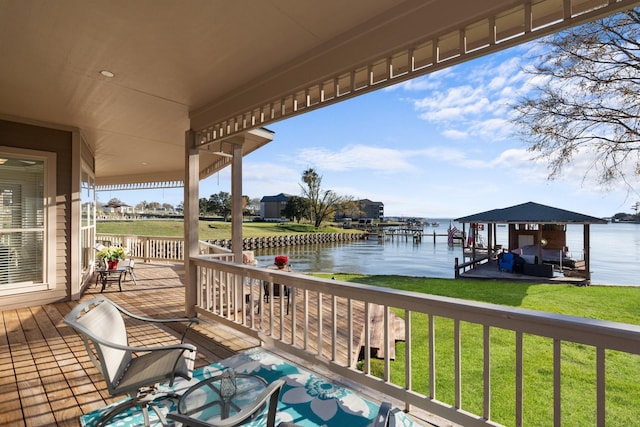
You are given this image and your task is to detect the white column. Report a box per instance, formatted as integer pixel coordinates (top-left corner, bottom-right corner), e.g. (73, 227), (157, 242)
(231, 140), (244, 263)
(184, 130), (199, 317)
(231, 139), (244, 313)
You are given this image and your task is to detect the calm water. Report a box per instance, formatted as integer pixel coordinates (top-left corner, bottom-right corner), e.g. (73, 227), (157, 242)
(253, 221), (640, 286)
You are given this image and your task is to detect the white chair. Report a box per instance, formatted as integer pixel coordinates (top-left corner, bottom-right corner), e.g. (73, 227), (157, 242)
(64, 297), (198, 426)
(119, 258), (137, 285)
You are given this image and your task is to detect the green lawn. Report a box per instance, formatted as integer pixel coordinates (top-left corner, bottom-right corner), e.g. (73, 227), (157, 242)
(316, 274), (640, 426)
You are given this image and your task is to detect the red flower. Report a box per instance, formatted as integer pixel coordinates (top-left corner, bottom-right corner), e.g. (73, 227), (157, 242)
(274, 255), (289, 266)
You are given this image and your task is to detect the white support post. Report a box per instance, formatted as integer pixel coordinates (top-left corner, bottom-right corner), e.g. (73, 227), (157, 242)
(184, 130), (199, 317)
(231, 140), (243, 263)
(232, 139), (244, 312)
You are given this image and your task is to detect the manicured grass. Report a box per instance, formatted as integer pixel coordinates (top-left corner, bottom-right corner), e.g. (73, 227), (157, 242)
(97, 219), (360, 240)
(315, 274), (640, 426)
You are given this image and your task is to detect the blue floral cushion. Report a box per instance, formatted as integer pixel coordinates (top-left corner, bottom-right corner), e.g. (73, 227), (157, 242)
(81, 348), (422, 426)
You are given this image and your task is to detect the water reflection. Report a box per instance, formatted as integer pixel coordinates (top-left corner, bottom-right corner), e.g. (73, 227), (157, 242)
(255, 235), (465, 278)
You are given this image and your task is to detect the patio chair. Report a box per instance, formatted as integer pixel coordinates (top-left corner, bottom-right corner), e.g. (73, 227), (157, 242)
(166, 379), (285, 427)
(63, 296), (199, 427)
(372, 401), (392, 427)
(119, 258), (137, 285)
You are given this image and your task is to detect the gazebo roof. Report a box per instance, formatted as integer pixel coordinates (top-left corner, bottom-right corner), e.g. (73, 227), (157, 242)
(455, 202), (607, 225)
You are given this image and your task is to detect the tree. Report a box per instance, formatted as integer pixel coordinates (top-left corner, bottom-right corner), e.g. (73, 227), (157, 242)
(336, 196), (366, 219)
(512, 9), (640, 187)
(199, 198), (209, 215)
(241, 195), (251, 216)
(136, 200), (149, 211)
(208, 191), (232, 221)
(107, 197), (123, 208)
(246, 197), (261, 216)
(300, 168), (342, 228)
(282, 196), (309, 223)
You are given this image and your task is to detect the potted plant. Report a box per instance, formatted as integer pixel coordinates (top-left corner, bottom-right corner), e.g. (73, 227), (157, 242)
(274, 255), (289, 269)
(96, 246), (127, 269)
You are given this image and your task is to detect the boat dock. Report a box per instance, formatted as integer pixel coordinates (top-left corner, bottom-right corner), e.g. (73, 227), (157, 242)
(383, 227), (465, 244)
(455, 256), (589, 285)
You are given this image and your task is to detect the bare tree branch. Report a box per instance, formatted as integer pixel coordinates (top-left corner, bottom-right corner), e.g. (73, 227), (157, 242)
(512, 8), (640, 187)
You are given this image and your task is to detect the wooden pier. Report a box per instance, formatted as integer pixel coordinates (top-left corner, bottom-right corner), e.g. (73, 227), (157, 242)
(383, 228), (465, 244)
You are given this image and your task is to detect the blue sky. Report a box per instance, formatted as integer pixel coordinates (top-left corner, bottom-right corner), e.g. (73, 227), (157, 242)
(102, 41), (640, 219)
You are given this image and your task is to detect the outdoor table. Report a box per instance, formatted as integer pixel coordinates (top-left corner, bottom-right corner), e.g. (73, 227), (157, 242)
(95, 266), (128, 292)
(176, 372), (267, 423)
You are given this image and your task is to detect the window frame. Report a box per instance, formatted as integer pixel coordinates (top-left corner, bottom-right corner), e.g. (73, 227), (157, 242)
(0, 146), (56, 295)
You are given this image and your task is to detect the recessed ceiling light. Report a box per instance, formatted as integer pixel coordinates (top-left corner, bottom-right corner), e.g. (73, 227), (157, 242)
(100, 70), (115, 78)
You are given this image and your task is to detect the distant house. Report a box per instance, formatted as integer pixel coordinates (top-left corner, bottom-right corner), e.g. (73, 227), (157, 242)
(102, 203), (136, 216)
(260, 193), (292, 220)
(360, 199), (384, 220)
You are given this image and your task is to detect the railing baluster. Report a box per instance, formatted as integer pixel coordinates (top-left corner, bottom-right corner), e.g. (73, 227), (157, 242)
(405, 309), (412, 412)
(483, 325), (491, 419)
(347, 299), (353, 367)
(303, 289), (309, 351)
(268, 281), (274, 335)
(384, 305), (390, 381)
(317, 291), (323, 357)
(596, 346), (605, 427)
(554, 339), (561, 427)
(429, 313), (435, 399)
(455, 319), (461, 408)
(364, 302), (371, 374)
(291, 287), (297, 345)
(332, 295), (337, 362)
(516, 331), (523, 427)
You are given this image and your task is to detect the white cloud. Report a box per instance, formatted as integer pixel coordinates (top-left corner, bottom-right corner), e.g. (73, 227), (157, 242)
(389, 68), (455, 91)
(295, 145), (418, 173)
(442, 129), (468, 139)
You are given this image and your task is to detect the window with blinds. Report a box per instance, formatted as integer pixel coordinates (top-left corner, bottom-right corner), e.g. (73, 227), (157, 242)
(0, 154), (46, 290)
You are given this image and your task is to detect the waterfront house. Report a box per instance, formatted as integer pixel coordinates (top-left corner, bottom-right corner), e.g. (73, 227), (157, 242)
(361, 199), (385, 221)
(1, 2), (639, 426)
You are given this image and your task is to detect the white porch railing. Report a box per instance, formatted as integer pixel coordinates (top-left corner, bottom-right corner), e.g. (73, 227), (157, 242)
(97, 233), (226, 262)
(191, 256), (640, 427)
(97, 233), (184, 262)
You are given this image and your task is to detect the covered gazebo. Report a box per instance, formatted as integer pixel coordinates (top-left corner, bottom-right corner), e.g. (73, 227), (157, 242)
(455, 201), (607, 282)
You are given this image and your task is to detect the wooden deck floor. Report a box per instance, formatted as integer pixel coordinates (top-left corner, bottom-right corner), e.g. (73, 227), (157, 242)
(0, 262), (261, 427)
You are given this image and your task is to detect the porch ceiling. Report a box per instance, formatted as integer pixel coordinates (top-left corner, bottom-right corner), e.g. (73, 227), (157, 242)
(0, 0), (638, 186)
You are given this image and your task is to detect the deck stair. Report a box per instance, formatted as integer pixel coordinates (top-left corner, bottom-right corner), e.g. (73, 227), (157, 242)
(360, 303), (406, 360)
